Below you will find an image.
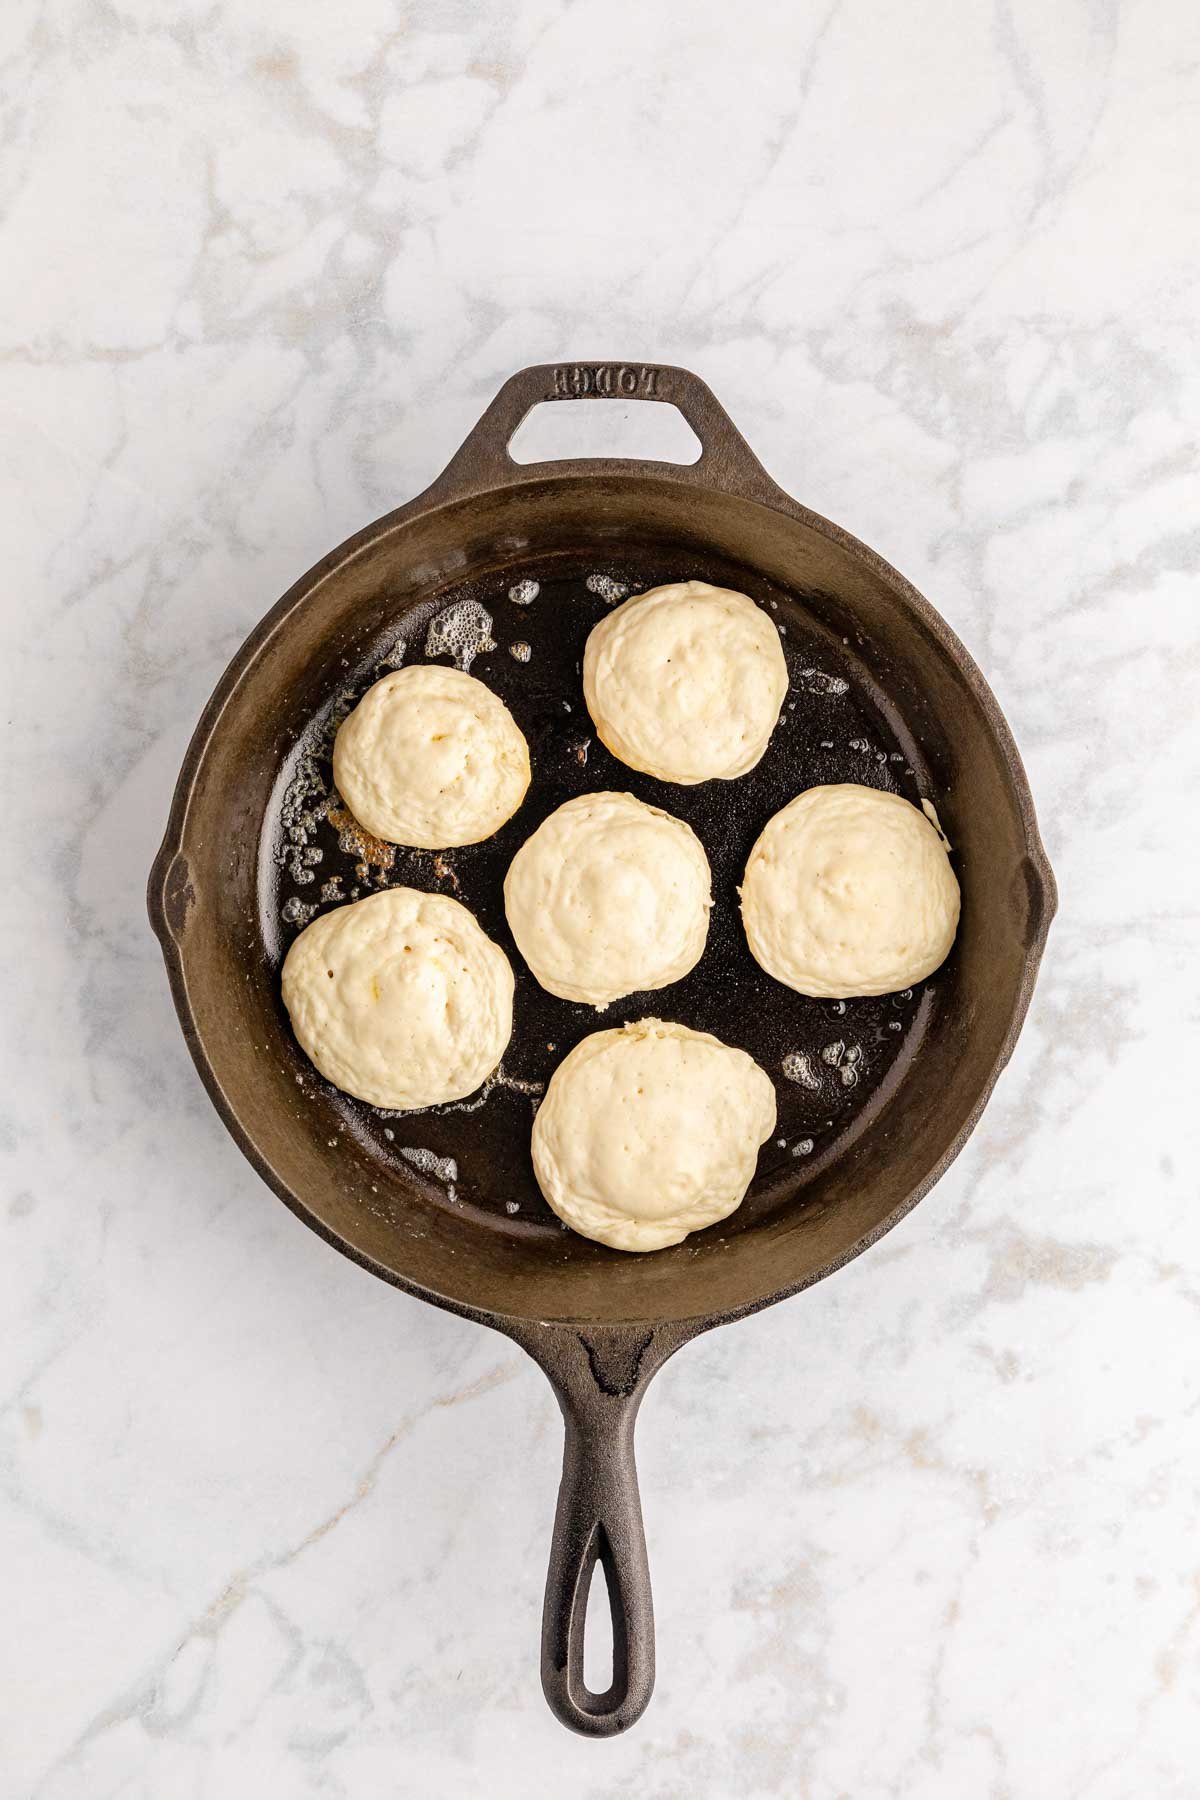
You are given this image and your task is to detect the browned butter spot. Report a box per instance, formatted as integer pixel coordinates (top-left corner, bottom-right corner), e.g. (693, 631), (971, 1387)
(327, 804), (396, 871)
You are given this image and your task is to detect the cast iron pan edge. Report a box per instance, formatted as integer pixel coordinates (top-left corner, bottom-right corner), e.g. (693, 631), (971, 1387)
(149, 363), (1056, 1735)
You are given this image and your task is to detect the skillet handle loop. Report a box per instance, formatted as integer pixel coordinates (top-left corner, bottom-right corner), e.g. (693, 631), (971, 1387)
(424, 361), (784, 506)
(542, 1388), (653, 1736)
(506, 1321), (694, 1735)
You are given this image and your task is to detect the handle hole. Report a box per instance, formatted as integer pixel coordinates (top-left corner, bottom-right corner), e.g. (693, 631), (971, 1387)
(583, 1555), (615, 1696)
(568, 1524), (629, 1714)
(508, 400), (702, 467)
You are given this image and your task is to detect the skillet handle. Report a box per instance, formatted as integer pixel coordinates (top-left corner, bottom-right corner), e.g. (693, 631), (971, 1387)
(544, 1381), (652, 1735)
(505, 1321), (695, 1736)
(423, 361), (787, 507)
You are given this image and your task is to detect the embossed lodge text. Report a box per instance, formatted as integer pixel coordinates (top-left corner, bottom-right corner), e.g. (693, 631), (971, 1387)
(551, 364), (660, 398)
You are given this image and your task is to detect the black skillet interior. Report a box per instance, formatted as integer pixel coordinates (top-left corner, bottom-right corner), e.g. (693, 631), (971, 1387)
(259, 549), (944, 1253)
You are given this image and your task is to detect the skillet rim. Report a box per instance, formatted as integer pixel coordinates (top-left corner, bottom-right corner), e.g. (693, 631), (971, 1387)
(148, 395), (1057, 1335)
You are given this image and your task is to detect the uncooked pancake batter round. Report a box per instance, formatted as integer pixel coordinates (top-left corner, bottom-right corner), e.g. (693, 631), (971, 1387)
(582, 580), (788, 784)
(333, 664), (529, 848)
(503, 791), (712, 1007)
(531, 1018), (777, 1251)
(282, 887), (514, 1109)
(741, 783), (960, 998)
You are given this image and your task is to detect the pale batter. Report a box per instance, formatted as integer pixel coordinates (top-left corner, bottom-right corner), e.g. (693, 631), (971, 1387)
(282, 887), (514, 1109)
(582, 580), (788, 784)
(531, 1018), (777, 1251)
(333, 664), (529, 848)
(741, 783), (960, 998)
(504, 791), (712, 1007)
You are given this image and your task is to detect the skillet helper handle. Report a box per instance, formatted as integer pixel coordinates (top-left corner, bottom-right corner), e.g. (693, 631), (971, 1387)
(424, 360), (786, 506)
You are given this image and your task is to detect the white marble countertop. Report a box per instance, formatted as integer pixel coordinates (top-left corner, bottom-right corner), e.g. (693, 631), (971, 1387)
(3, 3), (1198, 1794)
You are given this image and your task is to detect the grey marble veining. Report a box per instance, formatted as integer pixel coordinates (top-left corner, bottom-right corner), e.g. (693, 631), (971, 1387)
(2, 1), (1198, 1794)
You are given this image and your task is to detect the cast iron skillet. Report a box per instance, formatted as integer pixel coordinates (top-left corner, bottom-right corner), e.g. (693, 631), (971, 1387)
(149, 363), (1055, 1735)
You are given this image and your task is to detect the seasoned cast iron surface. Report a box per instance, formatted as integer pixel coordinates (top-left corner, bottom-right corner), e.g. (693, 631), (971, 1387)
(259, 551), (947, 1246)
